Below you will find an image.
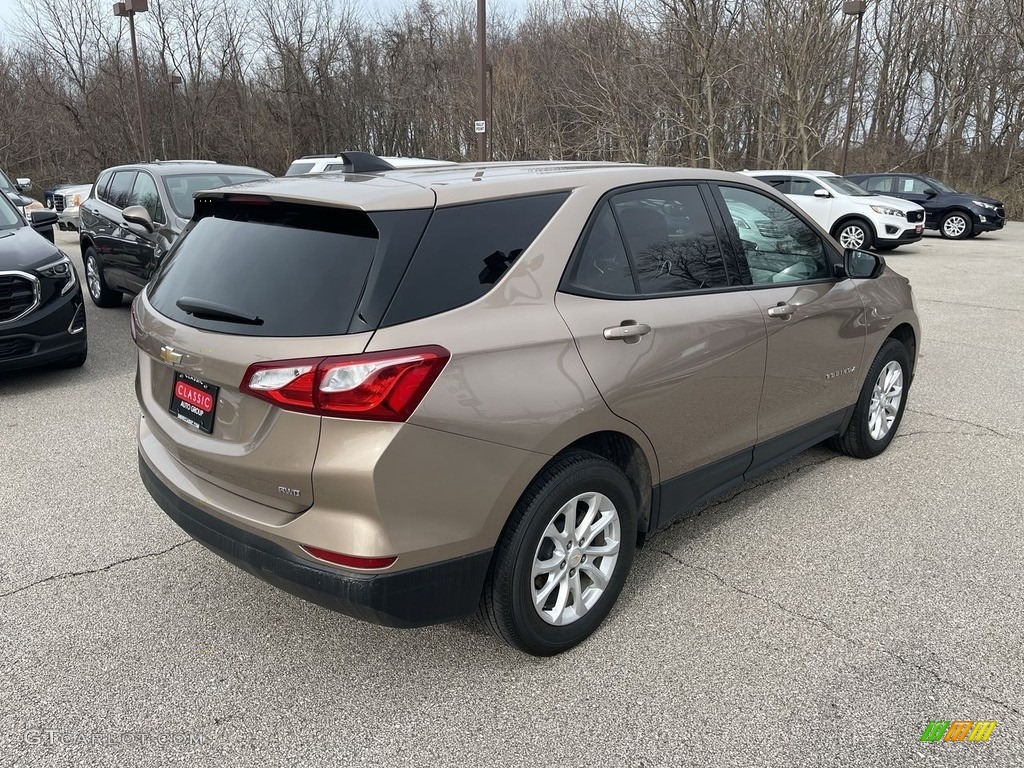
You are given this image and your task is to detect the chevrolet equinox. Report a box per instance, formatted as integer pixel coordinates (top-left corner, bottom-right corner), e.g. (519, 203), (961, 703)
(135, 159), (920, 655)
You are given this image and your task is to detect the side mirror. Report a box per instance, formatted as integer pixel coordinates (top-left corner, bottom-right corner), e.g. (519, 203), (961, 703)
(30, 209), (58, 227)
(29, 210), (57, 243)
(15, 177), (31, 191)
(123, 205), (155, 235)
(923, 189), (937, 198)
(844, 248), (886, 279)
(813, 188), (831, 198)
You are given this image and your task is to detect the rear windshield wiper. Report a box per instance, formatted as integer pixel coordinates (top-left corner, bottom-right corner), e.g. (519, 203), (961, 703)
(176, 297), (263, 325)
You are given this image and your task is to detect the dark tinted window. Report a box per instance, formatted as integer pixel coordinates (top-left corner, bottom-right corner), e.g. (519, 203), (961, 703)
(162, 173), (269, 218)
(382, 193), (568, 326)
(129, 172), (165, 223)
(106, 171), (137, 208)
(147, 204), (379, 337)
(612, 186), (731, 294)
(861, 176), (893, 193)
(719, 186), (831, 285)
(93, 171), (112, 201)
(568, 202), (636, 296)
(787, 177), (826, 196)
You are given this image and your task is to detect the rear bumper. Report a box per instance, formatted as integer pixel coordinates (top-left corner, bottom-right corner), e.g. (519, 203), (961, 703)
(139, 453), (493, 628)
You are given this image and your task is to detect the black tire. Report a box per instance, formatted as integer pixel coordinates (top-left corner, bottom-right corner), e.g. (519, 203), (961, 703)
(84, 247), (122, 308)
(830, 338), (911, 459)
(939, 211), (972, 240)
(832, 218), (874, 251)
(966, 231), (981, 239)
(480, 451), (638, 656)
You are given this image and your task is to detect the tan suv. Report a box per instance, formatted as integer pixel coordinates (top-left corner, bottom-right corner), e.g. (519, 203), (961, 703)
(134, 160), (920, 655)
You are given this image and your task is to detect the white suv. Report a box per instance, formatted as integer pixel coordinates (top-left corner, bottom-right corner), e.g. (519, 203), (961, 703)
(285, 152), (455, 176)
(740, 170), (925, 251)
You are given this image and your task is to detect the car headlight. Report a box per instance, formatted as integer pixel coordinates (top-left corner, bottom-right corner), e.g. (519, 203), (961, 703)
(972, 200), (997, 210)
(870, 205), (905, 217)
(37, 254), (77, 295)
(69, 193), (82, 207)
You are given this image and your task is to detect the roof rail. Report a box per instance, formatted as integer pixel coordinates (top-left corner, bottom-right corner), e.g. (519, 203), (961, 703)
(150, 159), (218, 165)
(296, 151), (395, 173)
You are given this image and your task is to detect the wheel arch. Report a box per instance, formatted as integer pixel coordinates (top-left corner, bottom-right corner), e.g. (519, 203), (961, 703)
(887, 322), (918, 383)
(831, 214), (876, 239)
(79, 233), (95, 259)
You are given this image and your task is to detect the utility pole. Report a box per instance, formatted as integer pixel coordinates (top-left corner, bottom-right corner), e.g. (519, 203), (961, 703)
(476, 0), (487, 162)
(839, 0), (867, 176)
(114, 1), (150, 160)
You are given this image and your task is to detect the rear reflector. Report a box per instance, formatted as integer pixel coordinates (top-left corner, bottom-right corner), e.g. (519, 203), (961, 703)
(240, 345), (450, 421)
(302, 545), (397, 570)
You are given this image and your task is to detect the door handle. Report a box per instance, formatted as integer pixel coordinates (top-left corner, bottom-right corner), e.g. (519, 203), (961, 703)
(767, 303), (796, 319)
(603, 320), (651, 344)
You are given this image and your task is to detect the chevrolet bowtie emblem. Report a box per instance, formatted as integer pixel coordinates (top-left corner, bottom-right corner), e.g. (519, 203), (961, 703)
(160, 346), (183, 365)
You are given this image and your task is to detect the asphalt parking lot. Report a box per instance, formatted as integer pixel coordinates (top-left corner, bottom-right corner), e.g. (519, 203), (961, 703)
(1, 225), (1021, 767)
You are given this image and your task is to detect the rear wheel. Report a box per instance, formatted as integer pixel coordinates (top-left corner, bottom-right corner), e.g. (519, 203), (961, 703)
(833, 218), (874, 250)
(480, 451), (638, 656)
(940, 211), (972, 239)
(84, 247), (122, 308)
(830, 338), (910, 459)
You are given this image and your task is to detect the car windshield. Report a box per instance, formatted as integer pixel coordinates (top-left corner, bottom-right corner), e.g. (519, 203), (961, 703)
(161, 173), (270, 219)
(820, 176), (872, 197)
(923, 176), (957, 194)
(0, 192), (22, 230)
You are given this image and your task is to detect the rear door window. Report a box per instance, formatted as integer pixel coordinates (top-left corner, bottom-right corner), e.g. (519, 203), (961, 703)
(106, 171), (137, 209)
(382, 193), (569, 326)
(147, 203), (381, 337)
(611, 186), (732, 294)
(862, 176), (894, 193)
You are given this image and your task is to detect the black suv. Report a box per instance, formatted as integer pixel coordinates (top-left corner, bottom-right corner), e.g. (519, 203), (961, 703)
(78, 161), (270, 307)
(0, 191), (87, 372)
(846, 173), (1005, 240)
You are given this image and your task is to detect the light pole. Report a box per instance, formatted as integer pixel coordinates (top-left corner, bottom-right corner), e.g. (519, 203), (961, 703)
(169, 73), (182, 158)
(839, 0), (867, 176)
(114, 1), (150, 160)
(476, 0), (487, 162)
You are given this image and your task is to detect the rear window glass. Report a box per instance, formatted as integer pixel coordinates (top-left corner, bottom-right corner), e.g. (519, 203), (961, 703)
(285, 162), (315, 176)
(162, 173), (269, 219)
(147, 205), (378, 337)
(382, 192), (569, 327)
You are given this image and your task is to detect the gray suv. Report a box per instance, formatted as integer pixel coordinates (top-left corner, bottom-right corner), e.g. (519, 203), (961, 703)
(134, 159), (920, 655)
(79, 160), (270, 307)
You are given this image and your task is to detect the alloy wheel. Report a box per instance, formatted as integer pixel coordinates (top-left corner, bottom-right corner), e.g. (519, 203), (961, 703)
(531, 491), (621, 626)
(942, 215), (968, 238)
(86, 255), (102, 300)
(868, 360), (903, 441)
(838, 225), (866, 249)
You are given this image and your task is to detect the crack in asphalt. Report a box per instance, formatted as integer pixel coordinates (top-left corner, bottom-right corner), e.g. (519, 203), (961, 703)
(0, 540), (193, 600)
(906, 408), (1014, 440)
(655, 548), (1023, 719)
(918, 297), (1022, 314)
(647, 455), (843, 542)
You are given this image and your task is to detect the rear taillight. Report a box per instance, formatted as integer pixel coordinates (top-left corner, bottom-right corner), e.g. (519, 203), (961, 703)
(302, 545), (397, 570)
(240, 346), (450, 422)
